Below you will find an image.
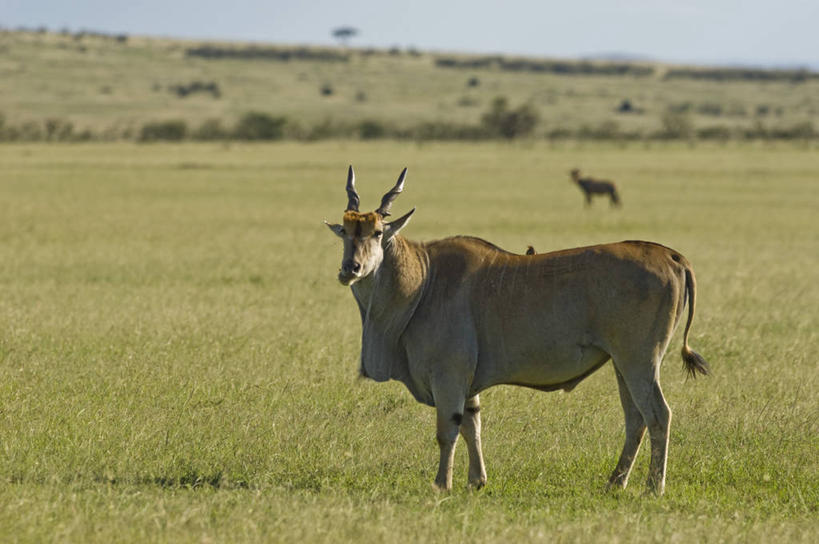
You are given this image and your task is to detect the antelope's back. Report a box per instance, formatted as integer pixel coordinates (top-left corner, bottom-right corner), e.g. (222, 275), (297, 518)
(417, 238), (686, 378)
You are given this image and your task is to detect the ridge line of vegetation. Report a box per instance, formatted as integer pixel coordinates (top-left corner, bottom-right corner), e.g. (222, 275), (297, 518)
(10, 25), (815, 83)
(434, 55), (819, 83)
(1, 108), (815, 143)
(2, 28), (818, 143)
(434, 56), (655, 78)
(185, 45), (350, 63)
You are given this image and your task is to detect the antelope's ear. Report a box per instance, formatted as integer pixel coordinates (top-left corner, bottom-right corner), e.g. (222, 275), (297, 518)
(383, 208), (415, 241)
(324, 221), (345, 237)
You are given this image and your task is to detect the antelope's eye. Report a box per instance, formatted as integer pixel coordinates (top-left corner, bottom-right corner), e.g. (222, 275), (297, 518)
(374, 230), (382, 238)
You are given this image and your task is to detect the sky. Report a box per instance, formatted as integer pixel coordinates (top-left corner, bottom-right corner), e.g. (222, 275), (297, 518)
(3, 0), (818, 68)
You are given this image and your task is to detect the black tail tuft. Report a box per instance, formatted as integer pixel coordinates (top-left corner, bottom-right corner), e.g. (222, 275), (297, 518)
(681, 346), (709, 378)
(680, 266), (709, 379)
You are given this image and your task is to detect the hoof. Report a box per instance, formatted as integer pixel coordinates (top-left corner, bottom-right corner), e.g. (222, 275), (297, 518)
(606, 475), (629, 491)
(433, 481), (451, 493)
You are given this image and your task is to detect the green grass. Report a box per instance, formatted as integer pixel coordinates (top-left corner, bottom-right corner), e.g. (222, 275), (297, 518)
(0, 141), (817, 542)
(1, 30), (818, 137)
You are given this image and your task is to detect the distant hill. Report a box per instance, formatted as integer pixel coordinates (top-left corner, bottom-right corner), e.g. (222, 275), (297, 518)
(1, 29), (817, 141)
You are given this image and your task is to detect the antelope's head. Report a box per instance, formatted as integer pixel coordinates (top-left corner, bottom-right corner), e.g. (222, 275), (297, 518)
(325, 166), (415, 286)
(570, 168), (581, 181)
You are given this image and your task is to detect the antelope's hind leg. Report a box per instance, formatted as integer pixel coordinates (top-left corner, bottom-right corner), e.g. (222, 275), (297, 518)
(608, 368), (647, 490)
(614, 362), (672, 496)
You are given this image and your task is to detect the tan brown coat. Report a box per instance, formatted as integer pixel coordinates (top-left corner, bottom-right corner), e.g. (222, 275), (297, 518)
(327, 167), (708, 495)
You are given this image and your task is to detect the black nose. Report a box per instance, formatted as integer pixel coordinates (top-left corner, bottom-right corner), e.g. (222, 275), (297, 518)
(342, 260), (361, 274)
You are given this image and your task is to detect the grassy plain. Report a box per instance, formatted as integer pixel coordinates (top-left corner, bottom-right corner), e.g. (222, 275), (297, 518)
(0, 141), (817, 542)
(2, 30), (819, 137)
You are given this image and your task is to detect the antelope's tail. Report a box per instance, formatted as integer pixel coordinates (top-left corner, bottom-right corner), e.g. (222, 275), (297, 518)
(681, 266), (709, 378)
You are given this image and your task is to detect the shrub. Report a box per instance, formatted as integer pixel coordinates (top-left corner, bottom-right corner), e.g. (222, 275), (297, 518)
(412, 122), (487, 141)
(697, 102), (724, 116)
(192, 119), (229, 141)
(358, 120), (387, 139)
(578, 120), (622, 140)
(170, 81), (221, 99)
(770, 122), (815, 140)
(546, 127), (573, 140)
(18, 121), (45, 141)
(616, 99), (644, 114)
(743, 120), (768, 140)
(0, 114), (14, 142)
(139, 120), (188, 141)
(726, 103), (748, 117)
(659, 111), (694, 139)
(304, 118), (345, 141)
(233, 112), (286, 140)
(0, 125), (19, 141)
(481, 96), (540, 139)
(697, 125), (733, 141)
(320, 84), (334, 96)
(44, 118), (74, 141)
(73, 128), (94, 142)
(617, 99), (633, 113)
(669, 102), (693, 114)
(457, 96), (478, 107)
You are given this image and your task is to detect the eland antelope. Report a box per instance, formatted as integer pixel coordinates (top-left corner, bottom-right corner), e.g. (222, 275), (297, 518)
(571, 168), (621, 207)
(326, 166), (708, 495)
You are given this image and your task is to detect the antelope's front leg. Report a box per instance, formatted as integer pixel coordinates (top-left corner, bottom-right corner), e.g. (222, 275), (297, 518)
(434, 409), (460, 491)
(432, 387), (465, 491)
(460, 395), (487, 488)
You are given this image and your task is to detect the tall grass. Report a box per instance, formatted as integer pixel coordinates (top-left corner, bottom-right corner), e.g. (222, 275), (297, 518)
(0, 142), (816, 542)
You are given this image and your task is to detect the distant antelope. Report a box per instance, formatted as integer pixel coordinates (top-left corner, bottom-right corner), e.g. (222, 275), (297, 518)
(570, 168), (621, 207)
(327, 166), (709, 496)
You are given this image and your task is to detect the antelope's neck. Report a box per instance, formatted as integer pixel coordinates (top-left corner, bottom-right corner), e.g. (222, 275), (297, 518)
(351, 235), (427, 315)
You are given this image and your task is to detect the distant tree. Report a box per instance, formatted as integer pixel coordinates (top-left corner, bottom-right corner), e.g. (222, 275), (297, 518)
(332, 26), (358, 47)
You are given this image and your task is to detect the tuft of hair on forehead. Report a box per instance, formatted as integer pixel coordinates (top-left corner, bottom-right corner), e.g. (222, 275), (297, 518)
(342, 211), (382, 236)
